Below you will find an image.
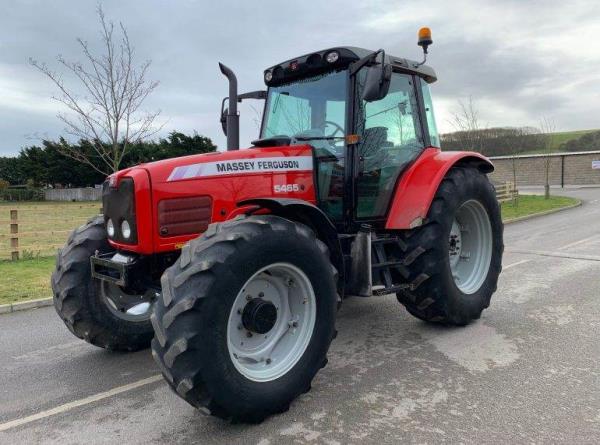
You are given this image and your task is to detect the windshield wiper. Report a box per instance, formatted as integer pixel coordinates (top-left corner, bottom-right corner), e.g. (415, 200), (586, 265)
(272, 92), (289, 113)
(293, 136), (344, 141)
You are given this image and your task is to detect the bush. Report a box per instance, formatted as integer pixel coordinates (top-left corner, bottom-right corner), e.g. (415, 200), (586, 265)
(0, 188), (45, 201)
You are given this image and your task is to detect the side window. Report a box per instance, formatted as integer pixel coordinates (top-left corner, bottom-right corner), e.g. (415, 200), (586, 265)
(355, 71), (424, 218)
(420, 78), (440, 147)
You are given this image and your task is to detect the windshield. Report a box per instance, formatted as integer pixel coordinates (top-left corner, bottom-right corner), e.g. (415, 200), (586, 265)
(261, 70), (347, 148)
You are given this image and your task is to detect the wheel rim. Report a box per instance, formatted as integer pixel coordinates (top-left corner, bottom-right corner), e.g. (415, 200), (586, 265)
(448, 199), (493, 294)
(99, 281), (156, 322)
(227, 262), (317, 382)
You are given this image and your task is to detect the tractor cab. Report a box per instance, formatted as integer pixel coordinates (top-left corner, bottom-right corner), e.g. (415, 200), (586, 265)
(224, 44), (440, 228)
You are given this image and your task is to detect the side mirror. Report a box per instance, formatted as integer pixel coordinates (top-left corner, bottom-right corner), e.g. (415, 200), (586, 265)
(362, 63), (392, 102)
(221, 107), (228, 135)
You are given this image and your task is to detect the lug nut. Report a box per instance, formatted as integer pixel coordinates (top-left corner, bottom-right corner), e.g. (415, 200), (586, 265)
(258, 292), (264, 298)
(246, 332), (253, 338)
(266, 358), (272, 364)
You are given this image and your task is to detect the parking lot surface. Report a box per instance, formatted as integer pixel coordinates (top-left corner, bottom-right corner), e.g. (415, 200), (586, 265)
(1, 187), (600, 444)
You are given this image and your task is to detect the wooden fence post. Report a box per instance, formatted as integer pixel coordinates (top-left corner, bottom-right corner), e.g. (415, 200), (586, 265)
(10, 209), (19, 261)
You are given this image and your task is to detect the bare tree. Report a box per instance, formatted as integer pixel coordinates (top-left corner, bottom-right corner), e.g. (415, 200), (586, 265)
(30, 5), (162, 175)
(448, 96), (483, 152)
(539, 117), (556, 199)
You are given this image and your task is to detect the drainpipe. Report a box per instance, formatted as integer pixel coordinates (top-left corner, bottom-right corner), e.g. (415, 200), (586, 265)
(219, 63), (239, 151)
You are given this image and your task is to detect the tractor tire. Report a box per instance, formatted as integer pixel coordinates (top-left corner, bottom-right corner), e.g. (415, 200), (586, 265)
(51, 216), (154, 351)
(396, 166), (503, 325)
(151, 215), (337, 423)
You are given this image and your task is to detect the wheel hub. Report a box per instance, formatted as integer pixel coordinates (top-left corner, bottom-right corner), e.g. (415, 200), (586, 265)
(448, 200), (493, 294)
(242, 298), (278, 334)
(227, 262), (317, 382)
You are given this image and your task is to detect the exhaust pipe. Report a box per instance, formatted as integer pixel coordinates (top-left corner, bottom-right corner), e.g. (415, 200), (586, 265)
(219, 63), (239, 151)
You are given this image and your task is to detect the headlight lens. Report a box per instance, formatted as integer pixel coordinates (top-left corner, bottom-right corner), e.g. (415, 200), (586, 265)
(106, 219), (115, 237)
(264, 70), (273, 82)
(325, 51), (339, 63)
(121, 220), (131, 239)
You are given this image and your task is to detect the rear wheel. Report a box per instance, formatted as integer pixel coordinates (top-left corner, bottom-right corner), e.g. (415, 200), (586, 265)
(51, 216), (155, 351)
(396, 166), (503, 325)
(151, 215), (337, 422)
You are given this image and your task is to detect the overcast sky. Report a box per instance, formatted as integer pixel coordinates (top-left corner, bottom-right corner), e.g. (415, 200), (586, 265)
(1, 0), (599, 156)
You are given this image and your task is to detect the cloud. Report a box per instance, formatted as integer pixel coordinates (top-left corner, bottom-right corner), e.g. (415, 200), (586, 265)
(0, 0), (599, 155)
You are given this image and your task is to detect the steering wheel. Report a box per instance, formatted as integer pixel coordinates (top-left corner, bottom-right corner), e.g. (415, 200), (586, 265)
(325, 120), (344, 138)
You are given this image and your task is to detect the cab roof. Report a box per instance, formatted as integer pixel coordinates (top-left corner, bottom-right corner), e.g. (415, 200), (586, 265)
(263, 46), (437, 87)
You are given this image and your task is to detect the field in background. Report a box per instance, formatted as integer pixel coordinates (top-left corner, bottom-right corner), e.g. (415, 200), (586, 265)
(520, 129), (598, 155)
(0, 201), (100, 260)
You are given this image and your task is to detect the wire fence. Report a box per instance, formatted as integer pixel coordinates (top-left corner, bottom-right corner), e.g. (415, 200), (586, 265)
(0, 202), (101, 261)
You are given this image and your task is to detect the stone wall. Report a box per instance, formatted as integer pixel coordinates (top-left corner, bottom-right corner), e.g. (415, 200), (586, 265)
(488, 151), (600, 186)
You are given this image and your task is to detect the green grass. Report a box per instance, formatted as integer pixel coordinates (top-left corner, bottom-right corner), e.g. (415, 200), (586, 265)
(0, 256), (55, 305)
(501, 194), (579, 221)
(0, 201), (100, 260)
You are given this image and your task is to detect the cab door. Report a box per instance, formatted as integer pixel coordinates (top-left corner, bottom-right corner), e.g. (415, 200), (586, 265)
(352, 71), (426, 220)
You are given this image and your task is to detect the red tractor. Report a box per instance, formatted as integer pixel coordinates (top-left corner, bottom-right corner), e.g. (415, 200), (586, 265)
(52, 29), (503, 422)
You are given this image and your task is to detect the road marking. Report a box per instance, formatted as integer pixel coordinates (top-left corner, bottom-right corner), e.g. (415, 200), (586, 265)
(0, 375), (162, 432)
(503, 259), (531, 270)
(506, 249), (600, 262)
(12, 341), (84, 361)
(558, 234), (599, 251)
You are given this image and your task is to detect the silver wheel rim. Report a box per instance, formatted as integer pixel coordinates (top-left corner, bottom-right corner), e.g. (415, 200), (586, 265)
(448, 199), (493, 294)
(227, 262), (316, 382)
(100, 281), (155, 322)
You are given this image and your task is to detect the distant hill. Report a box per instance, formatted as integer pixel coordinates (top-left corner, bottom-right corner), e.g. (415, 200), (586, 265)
(520, 129), (599, 154)
(440, 128), (600, 157)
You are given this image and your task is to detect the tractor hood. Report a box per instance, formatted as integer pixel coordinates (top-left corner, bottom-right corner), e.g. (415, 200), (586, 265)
(117, 146), (314, 185)
(105, 144), (317, 255)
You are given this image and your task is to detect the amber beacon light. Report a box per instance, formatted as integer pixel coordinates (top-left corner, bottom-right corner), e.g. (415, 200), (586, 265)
(418, 27), (433, 53)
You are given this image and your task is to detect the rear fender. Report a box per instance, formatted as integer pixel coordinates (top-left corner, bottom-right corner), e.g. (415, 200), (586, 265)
(237, 198), (344, 297)
(385, 148), (494, 230)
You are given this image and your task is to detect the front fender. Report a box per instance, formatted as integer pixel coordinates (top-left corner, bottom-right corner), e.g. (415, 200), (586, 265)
(385, 147), (494, 230)
(237, 198), (344, 297)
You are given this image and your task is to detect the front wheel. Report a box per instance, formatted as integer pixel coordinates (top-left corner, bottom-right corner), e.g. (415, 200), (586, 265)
(396, 166), (503, 325)
(51, 216), (155, 351)
(151, 215), (338, 422)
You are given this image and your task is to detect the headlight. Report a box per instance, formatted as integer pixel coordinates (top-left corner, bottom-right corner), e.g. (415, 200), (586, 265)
(264, 70), (273, 82)
(106, 219), (115, 237)
(121, 220), (131, 239)
(325, 51), (339, 64)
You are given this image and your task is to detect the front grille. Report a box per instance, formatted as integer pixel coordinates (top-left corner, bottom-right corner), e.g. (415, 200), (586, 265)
(102, 178), (138, 244)
(158, 196), (212, 237)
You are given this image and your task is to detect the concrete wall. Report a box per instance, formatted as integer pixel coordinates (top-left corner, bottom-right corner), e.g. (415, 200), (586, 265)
(489, 151), (600, 186)
(44, 187), (102, 201)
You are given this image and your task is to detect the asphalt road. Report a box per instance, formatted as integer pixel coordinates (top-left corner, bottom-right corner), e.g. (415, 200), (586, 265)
(2, 187), (600, 444)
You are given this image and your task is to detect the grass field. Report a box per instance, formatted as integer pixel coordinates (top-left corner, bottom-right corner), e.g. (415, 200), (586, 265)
(0, 256), (55, 305)
(500, 194), (579, 220)
(0, 201), (100, 260)
(0, 195), (580, 306)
